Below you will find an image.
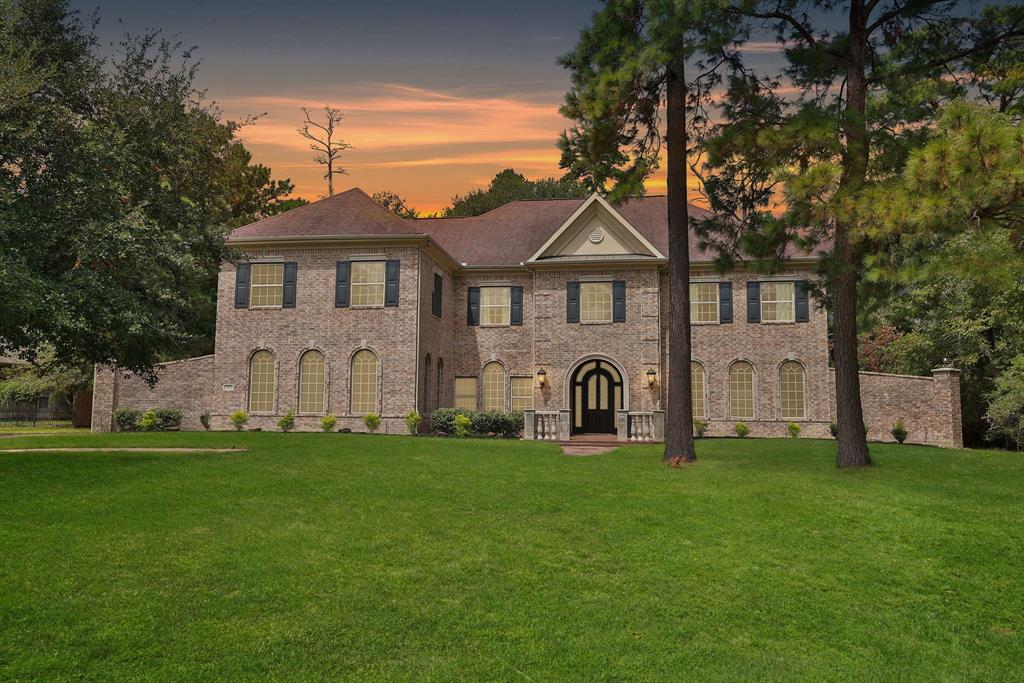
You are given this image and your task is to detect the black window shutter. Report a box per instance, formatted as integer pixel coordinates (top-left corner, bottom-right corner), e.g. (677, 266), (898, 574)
(566, 282), (580, 323)
(747, 282), (761, 323)
(385, 260), (400, 307)
(467, 287), (480, 326)
(612, 281), (626, 322)
(510, 286), (524, 326)
(719, 282), (733, 323)
(282, 262), (297, 308)
(433, 273), (442, 317)
(335, 261), (350, 308)
(795, 280), (809, 322)
(234, 263), (250, 309)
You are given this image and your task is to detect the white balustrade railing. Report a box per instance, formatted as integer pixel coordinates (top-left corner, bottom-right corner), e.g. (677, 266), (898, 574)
(533, 411), (561, 440)
(628, 412), (656, 441)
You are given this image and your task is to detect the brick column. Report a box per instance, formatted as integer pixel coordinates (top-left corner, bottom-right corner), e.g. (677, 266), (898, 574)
(90, 365), (116, 432)
(931, 367), (962, 449)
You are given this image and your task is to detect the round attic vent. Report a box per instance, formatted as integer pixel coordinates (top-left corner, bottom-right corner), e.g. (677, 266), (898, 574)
(589, 226), (605, 244)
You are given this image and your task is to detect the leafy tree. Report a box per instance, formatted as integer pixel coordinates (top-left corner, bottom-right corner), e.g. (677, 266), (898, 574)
(558, 0), (739, 463)
(985, 355), (1024, 450)
(372, 190), (418, 218)
(695, 1), (1023, 467)
(442, 169), (589, 217)
(0, 0), (297, 381)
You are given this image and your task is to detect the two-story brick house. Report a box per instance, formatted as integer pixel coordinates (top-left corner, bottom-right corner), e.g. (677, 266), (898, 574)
(93, 187), (963, 446)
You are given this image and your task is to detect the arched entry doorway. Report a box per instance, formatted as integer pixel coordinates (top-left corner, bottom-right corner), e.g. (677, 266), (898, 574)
(569, 358), (624, 435)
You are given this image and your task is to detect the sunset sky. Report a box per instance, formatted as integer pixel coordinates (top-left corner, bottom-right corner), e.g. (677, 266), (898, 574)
(70, 1), (793, 213)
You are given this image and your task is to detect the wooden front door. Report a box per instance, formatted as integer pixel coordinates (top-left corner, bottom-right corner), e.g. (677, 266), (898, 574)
(571, 360), (622, 435)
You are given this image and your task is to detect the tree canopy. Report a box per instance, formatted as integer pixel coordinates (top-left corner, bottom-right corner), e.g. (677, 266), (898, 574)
(441, 169), (589, 217)
(0, 0), (296, 382)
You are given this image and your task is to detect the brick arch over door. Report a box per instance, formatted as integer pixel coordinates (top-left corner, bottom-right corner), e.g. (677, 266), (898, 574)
(563, 354), (630, 410)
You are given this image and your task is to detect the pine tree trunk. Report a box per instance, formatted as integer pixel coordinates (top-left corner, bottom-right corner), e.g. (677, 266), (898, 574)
(834, 0), (871, 468)
(663, 59), (696, 463)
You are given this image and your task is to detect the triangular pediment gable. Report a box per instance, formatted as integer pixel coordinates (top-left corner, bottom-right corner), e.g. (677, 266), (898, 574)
(528, 193), (665, 262)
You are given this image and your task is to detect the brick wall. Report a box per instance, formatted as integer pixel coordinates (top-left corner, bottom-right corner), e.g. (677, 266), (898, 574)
(416, 252), (454, 422)
(829, 368), (963, 448)
(91, 355), (214, 432)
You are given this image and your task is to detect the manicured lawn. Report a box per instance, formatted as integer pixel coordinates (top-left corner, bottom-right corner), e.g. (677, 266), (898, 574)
(1, 433), (1021, 680)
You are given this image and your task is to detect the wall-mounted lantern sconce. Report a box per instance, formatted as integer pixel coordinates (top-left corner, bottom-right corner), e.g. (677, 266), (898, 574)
(646, 368), (657, 388)
(537, 367), (547, 388)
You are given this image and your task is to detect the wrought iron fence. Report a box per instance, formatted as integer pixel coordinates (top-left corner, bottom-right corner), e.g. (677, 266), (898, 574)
(0, 396), (74, 428)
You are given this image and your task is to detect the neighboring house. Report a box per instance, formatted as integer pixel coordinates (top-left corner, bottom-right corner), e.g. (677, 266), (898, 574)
(93, 188), (963, 446)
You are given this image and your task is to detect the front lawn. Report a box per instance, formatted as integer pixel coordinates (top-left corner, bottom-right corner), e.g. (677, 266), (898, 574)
(1, 433), (1021, 679)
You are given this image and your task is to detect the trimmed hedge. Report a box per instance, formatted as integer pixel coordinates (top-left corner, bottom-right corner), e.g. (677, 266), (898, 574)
(430, 408), (523, 438)
(113, 407), (181, 432)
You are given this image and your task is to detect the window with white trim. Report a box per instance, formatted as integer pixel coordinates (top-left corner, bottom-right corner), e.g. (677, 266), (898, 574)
(350, 350), (378, 414)
(761, 282), (795, 323)
(455, 377), (477, 411)
(691, 362), (706, 418)
(480, 287), (511, 326)
(248, 350), (275, 412)
(690, 283), (719, 323)
(580, 282), (613, 323)
(482, 362), (505, 412)
(779, 361), (806, 420)
(250, 264), (283, 308)
(351, 262), (386, 307)
(298, 350), (325, 414)
(510, 377), (534, 411)
(729, 361), (755, 419)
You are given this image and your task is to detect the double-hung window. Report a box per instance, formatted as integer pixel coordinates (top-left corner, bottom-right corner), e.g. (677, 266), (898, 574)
(580, 282), (613, 323)
(690, 283), (719, 323)
(761, 282), (795, 323)
(510, 377), (534, 411)
(351, 262), (386, 307)
(480, 287), (511, 326)
(455, 377), (477, 411)
(250, 264), (284, 308)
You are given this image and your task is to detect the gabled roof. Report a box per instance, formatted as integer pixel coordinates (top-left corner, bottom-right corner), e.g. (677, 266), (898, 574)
(527, 193), (665, 262)
(227, 187), (817, 267)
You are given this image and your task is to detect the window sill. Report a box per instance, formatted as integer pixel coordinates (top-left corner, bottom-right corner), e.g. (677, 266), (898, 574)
(480, 323), (511, 328)
(691, 320), (720, 326)
(579, 319), (613, 325)
(760, 320), (796, 325)
(351, 304), (386, 310)
(249, 306), (283, 311)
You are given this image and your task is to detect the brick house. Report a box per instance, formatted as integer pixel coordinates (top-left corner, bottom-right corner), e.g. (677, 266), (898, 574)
(92, 188), (963, 447)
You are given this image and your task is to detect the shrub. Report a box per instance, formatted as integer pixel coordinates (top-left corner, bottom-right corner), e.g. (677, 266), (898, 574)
(230, 410), (248, 431)
(787, 422), (801, 438)
(405, 410), (423, 435)
(430, 407), (475, 436)
(320, 414), (337, 432)
(734, 422), (750, 438)
(829, 419), (838, 438)
(470, 410), (523, 438)
(277, 409), (296, 432)
(113, 408), (142, 432)
(453, 414), (472, 438)
(200, 411), (211, 431)
(693, 419), (709, 438)
(153, 408), (182, 431)
(891, 419), (908, 444)
(139, 409), (158, 432)
(985, 355), (1024, 449)
(363, 413), (382, 433)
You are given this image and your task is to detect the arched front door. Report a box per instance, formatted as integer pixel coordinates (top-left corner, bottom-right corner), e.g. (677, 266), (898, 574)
(570, 359), (623, 435)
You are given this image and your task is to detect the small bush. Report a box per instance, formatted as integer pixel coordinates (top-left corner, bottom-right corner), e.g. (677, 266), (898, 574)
(787, 422), (801, 438)
(829, 419), (838, 438)
(430, 407), (475, 436)
(277, 409), (296, 432)
(113, 408), (142, 432)
(153, 408), (182, 431)
(200, 411), (211, 431)
(693, 419), (709, 438)
(453, 414), (472, 438)
(470, 411), (524, 438)
(891, 419), (908, 444)
(734, 422), (750, 438)
(139, 409), (158, 432)
(320, 415), (337, 432)
(230, 410), (248, 431)
(363, 413), (382, 433)
(405, 410), (423, 435)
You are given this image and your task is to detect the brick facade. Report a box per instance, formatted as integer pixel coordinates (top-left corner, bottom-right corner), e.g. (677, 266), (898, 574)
(92, 192), (963, 447)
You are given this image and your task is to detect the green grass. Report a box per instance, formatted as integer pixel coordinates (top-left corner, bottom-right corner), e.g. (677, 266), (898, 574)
(1, 433), (1021, 680)
(0, 426), (81, 436)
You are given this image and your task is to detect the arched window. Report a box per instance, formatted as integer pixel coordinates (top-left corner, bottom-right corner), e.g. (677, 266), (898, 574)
(729, 361), (755, 419)
(482, 362), (505, 412)
(298, 350), (325, 414)
(423, 354), (432, 413)
(350, 350), (378, 414)
(691, 362), (706, 418)
(436, 358), (444, 408)
(779, 361), (806, 420)
(248, 350), (275, 412)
